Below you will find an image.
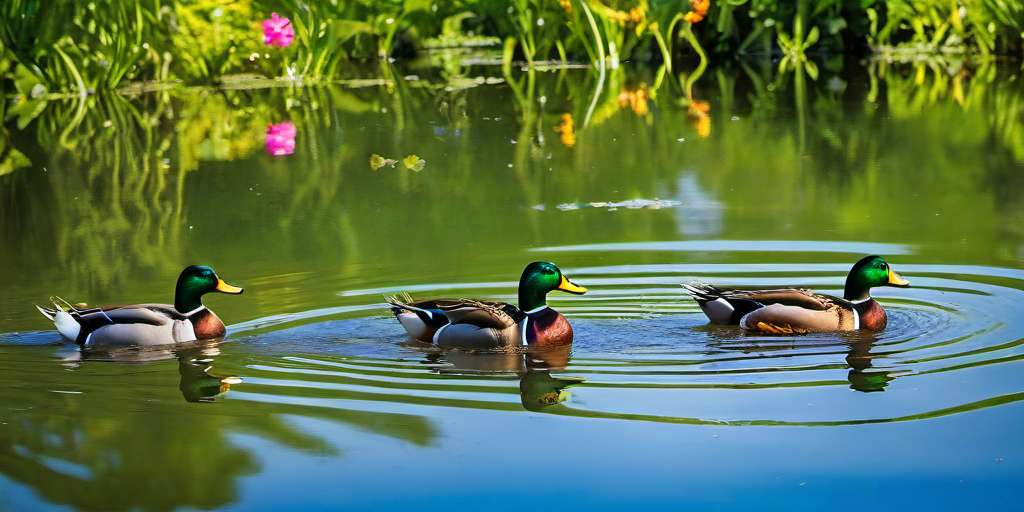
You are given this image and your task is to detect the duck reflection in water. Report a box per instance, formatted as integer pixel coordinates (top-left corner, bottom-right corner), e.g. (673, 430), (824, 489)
(177, 345), (243, 403)
(427, 345), (584, 411)
(704, 328), (899, 393)
(845, 335), (896, 393)
(64, 340), (242, 402)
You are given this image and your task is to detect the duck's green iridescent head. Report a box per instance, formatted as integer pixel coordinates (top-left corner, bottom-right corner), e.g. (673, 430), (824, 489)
(844, 255), (909, 301)
(174, 265), (244, 313)
(518, 261), (587, 311)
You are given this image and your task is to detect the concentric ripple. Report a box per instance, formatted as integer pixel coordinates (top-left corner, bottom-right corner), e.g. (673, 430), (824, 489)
(216, 242), (1024, 428)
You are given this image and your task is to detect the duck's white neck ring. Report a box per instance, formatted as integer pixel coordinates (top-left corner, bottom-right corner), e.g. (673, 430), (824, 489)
(181, 305), (207, 317)
(524, 305), (549, 315)
(849, 297), (872, 305)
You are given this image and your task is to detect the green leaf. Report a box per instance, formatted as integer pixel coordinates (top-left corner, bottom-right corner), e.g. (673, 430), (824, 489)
(803, 26), (820, 50)
(804, 60), (819, 81)
(777, 30), (793, 51)
(403, 0), (432, 14)
(778, 55), (792, 74)
(442, 12), (475, 37)
(8, 98), (47, 129)
(13, 65), (44, 97)
(332, 19), (376, 39)
(827, 17), (846, 35)
(0, 147), (31, 176)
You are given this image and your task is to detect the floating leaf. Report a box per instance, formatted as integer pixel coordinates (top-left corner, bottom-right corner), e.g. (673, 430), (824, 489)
(370, 153), (398, 171)
(402, 154), (425, 172)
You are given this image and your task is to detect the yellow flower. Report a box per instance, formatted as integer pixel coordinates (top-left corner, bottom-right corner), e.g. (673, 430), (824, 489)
(555, 113), (576, 148)
(688, 100), (711, 138)
(402, 154), (426, 172)
(617, 84), (650, 116)
(628, 5), (646, 24)
(685, 0), (710, 24)
(598, 2), (646, 26)
(695, 114), (711, 138)
(559, 0), (572, 13)
(369, 153), (397, 171)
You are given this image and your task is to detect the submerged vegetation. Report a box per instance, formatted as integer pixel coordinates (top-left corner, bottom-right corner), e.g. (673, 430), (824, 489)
(0, 0), (1022, 96)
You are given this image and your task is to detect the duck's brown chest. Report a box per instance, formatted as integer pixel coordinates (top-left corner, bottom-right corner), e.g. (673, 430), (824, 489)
(192, 310), (227, 339)
(857, 300), (888, 331)
(526, 309), (574, 347)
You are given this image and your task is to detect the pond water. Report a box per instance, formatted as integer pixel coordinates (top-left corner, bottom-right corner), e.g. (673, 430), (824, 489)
(1, 59), (1023, 510)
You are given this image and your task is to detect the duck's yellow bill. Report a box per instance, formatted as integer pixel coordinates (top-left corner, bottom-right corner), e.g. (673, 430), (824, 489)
(557, 275), (588, 294)
(215, 279), (244, 294)
(888, 269), (910, 287)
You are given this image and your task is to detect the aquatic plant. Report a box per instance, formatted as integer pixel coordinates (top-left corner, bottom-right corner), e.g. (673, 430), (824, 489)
(2, 0), (1021, 95)
(776, 0), (825, 79)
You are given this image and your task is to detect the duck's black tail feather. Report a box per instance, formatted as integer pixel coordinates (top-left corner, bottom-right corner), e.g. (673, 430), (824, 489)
(385, 293), (449, 328)
(682, 283), (763, 324)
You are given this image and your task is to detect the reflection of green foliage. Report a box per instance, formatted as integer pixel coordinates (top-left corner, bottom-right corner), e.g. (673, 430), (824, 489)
(0, 88), (204, 296)
(0, 78), (31, 176)
(175, 90), (273, 172)
(0, 345), (437, 510)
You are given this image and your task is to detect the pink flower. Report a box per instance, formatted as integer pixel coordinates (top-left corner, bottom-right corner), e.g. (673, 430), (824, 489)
(265, 122), (296, 156)
(262, 13), (294, 48)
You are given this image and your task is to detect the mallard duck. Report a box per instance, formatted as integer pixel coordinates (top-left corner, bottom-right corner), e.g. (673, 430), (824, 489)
(683, 255), (910, 334)
(36, 265), (244, 347)
(387, 261), (587, 349)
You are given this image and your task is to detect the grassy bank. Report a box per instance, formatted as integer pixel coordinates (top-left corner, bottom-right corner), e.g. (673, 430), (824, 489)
(0, 0), (1022, 96)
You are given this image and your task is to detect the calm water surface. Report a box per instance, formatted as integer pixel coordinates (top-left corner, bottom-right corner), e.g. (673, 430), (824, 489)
(1, 60), (1023, 510)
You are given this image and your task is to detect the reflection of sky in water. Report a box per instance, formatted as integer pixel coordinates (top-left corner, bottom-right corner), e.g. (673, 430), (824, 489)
(674, 172), (723, 237)
(0, 474), (70, 512)
(13, 445), (93, 481)
(226, 399), (1024, 510)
